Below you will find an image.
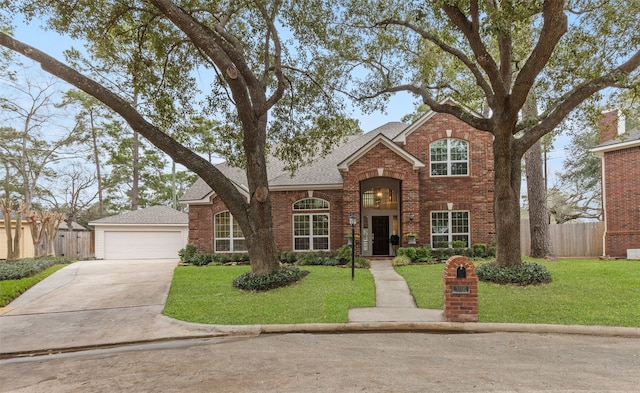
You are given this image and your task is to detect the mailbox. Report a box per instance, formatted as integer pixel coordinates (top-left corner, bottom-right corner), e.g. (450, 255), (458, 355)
(443, 256), (478, 322)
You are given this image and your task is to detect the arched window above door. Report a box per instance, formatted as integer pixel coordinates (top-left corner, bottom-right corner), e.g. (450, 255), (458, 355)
(362, 188), (398, 210)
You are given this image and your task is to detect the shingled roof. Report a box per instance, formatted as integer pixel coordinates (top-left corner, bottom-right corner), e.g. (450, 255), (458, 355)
(591, 128), (640, 155)
(89, 205), (188, 225)
(180, 122), (408, 202)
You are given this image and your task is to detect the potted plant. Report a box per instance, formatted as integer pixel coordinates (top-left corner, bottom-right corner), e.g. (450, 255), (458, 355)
(404, 232), (418, 245)
(345, 232), (360, 245)
(390, 234), (400, 255)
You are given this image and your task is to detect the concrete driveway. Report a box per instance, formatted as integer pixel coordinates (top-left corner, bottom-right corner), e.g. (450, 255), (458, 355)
(0, 259), (225, 355)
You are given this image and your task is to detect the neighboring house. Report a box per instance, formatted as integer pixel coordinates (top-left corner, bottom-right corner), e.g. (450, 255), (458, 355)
(590, 110), (640, 259)
(180, 104), (496, 258)
(89, 205), (188, 260)
(0, 212), (36, 259)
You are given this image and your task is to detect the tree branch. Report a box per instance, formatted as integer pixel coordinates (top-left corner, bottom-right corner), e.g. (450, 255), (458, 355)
(511, 0), (567, 113)
(517, 48), (640, 154)
(0, 32), (248, 214)
(442, 2), (506, 103)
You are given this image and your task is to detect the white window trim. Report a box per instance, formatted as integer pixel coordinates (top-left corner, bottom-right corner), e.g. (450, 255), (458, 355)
(293, 213), (330, 252)
(214, 211), (247, 253)
(430, 210), (470, 248)
(430, 138), (469, 177)
(292, 197), (330, 210)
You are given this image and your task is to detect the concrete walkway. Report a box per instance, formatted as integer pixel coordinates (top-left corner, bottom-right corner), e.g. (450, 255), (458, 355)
(349, 260), (444, 323)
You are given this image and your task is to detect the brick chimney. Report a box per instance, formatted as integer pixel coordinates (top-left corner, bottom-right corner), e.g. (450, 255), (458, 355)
(599, 110), (625, 144)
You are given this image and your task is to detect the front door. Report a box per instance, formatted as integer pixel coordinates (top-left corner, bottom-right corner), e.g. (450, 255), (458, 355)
(372, 216), (390, 255)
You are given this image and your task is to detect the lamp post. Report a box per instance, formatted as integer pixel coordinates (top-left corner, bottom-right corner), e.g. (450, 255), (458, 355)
(349, 214), (356, 281)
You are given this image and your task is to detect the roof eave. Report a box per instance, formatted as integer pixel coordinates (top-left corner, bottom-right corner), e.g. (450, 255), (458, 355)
(590, 139), (640, 156)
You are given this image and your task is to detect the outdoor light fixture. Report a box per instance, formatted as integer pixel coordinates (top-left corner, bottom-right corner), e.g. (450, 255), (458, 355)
(349, 214), (356, 281)
(409, 212), (414, 221)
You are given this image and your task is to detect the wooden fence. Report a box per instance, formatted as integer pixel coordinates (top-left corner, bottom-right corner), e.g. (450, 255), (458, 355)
(520, 220), (604, 257)
(55, 230), (95, 260)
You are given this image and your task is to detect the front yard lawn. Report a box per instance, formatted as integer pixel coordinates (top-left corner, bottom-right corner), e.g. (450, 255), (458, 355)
(163, 265), (375, 325)
(396, 258), (640, 327)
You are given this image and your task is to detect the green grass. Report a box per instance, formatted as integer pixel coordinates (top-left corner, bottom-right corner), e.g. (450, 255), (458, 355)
(163, 265), (375, 324)
(0, 264), (68, 307)
(396, 259), (640, 327)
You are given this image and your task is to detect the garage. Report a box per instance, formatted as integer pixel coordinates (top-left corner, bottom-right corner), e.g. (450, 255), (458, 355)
(90, 206), (188, 260)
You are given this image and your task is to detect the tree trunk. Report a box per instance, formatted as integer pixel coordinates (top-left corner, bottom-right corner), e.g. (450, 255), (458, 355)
(13, 207), (23, 260)
(525, 139), (554, 258)
(523, 93), (554, 259)
(90, 110), (104, 218)
(131, 129), (139, 211)
(240, 116), (280, 276)
(493, 132), (523, 268)
(1, 200), (15, 260)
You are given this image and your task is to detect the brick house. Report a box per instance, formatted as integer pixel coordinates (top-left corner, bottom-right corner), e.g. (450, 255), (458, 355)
(591, 110), (640, 258)
(180, 107), (496, 257)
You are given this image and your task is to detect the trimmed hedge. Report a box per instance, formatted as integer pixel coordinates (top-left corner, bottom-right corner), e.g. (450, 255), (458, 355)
(0, 257), (72, 281)
(232, 266), (308, 291)
(477, 262), (552, 286)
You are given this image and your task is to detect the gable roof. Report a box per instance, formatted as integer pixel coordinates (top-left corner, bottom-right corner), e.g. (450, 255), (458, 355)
(179, 122), (409, 202)
(89, 205), (188, 226)
(337, 133), (425, 171)
(392, 97), (484, 145)
(590, 128), (640, 156)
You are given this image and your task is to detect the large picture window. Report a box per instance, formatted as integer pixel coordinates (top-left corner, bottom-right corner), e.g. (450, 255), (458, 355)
(430, 138), (469, 176)
(293, 214), (329, 251)
(214, 211), (247, 252)
(431, 211), (469, 247)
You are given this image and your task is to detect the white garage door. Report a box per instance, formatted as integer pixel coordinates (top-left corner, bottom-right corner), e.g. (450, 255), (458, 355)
(104, 231), (184, 259)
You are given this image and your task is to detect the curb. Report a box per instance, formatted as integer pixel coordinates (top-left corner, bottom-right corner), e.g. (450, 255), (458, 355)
(3, 321), (639, 360)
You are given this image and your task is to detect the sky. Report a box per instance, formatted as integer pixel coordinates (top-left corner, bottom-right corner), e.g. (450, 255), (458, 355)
(9, 17), (569, 191)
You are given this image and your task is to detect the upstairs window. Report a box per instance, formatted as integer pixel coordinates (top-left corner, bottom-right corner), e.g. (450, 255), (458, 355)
(430, 138), (469, 176)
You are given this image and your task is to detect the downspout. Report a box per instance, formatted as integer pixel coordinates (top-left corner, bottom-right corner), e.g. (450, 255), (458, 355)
(598, 153), (607, 257)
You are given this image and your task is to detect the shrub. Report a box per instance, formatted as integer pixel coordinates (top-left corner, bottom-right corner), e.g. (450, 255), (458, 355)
(279, 250), (297, 264)
(396, 247), (417, 261)
(211, 253), (231, 264)
(0, 257), (72, 281)
(415, 246), (433, 262)
(232, 266), (308, 291)
(433, 241), (449, 248)
(477, 262), (552, 286)
(190, 253), (213, 266)
(178, 244), (198, 262)
(296, 252), (340, 266)
(336, 245), (353, 264)
(451, 240), (466, 248)
(472, 243), (487, 258)
(392, 255), (412, 266)
(354, 257), (370, 268)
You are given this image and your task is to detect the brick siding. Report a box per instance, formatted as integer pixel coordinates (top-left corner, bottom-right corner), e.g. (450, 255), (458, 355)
(604, 146), (640, 257)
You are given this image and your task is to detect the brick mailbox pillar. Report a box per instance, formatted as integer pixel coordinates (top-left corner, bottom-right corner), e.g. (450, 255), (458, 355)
(443, 256), (478, 322)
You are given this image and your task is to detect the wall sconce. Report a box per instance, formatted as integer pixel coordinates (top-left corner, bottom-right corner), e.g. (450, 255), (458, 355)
(409, 212), (414, 221)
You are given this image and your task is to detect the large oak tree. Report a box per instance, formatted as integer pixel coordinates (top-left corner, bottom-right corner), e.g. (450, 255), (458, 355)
(1, 0), (357, 275)
(305, 0), (640, 267)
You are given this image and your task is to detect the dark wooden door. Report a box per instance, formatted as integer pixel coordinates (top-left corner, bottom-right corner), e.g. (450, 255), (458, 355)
(372, 216), (390, 255)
